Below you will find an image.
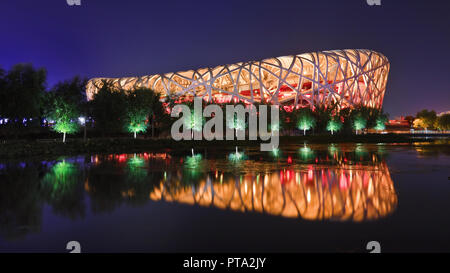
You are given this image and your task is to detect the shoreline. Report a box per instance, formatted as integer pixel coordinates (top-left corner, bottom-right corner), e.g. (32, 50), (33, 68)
(1, 134), (449, 160)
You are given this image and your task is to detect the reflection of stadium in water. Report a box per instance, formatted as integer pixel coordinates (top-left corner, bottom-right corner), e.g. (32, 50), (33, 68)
(150, 163), (396, 222)
(98, 147), (396, 222)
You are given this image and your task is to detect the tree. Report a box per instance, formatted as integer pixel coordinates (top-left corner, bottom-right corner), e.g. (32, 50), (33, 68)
(435, 114), (450, 131)
(143, 88), (166, 137)
(184, 108), (205, 138)
(413, 118), (426, 130)
(124, 88), (160, 138)
(0, 64), (46, 129)
(44, 76), (88, 140)
(416, 109), (437, 131)
(374, 114), (388, 132)
(296, 108), (316, 135)
(313, 103), (338, 133)
(125, 108), (148, 139)
(46, 97), (79, 142)
(90, 81), (127, 135)
(326, 118), (343, 135)
(353, 114), (367, 134)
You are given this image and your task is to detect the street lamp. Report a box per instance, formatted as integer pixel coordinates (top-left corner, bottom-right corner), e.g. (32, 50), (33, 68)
(78, 116), (87, 141)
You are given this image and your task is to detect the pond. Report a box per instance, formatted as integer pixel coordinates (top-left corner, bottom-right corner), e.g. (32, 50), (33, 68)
(0, 142), (449, 252)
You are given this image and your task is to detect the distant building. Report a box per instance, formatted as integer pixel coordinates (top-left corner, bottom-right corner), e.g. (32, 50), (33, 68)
(386, 116), (412, 133)
(387, 116), (411, 127)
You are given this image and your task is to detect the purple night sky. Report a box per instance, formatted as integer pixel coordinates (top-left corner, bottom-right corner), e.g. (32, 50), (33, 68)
(1, 0), (449, 117)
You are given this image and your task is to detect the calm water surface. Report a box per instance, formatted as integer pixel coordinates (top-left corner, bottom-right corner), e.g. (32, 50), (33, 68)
(0, 143), (449, 252)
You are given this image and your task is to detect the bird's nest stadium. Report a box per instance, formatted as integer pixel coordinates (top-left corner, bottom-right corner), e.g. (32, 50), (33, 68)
(86, 49), (389, 111)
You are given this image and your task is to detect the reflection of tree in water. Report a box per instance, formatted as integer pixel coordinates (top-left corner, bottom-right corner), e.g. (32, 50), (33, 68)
(0, 145), (408, 241)
(86, 155), (162, 212)
(0, 164), (43, 240)
(414, 141), (450, 158)
(125, 156), (162, 206)
(149, 145), (398, 222)
(181, 154), (204, 185)
(40, 161), (85, 220)
(299, 145), (315, 162)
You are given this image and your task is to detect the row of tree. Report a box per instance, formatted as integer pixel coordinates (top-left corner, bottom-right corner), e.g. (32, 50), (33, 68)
(413, 109), (450, 131)
(0, 63), (47, 127)
(0, 64), (169, 141)
(173, 98), (388, 137)
(6, 63), (449, 142)
(44, 80), (169, 142)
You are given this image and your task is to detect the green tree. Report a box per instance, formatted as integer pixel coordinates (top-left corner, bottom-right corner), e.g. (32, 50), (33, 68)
(374, 115), (388, 132)
(125, 88), (167, 138)
(296, 108), (316, 135)
(326, 118), (343, 135)
(125, 107), (148, 139)
(416, 109), (437, 131)
(46, 96), (79, 142)
(44, 76), (88, 141)
(353, 114), (367, 134)
(125, 88), (153, 138)
(313, 103), (338, 133)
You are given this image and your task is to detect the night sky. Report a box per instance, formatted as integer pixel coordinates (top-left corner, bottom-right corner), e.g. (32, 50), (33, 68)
(1, 0), (449, 117)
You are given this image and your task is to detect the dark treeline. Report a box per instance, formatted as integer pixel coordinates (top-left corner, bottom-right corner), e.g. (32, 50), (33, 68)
(0, 64), (170, 141)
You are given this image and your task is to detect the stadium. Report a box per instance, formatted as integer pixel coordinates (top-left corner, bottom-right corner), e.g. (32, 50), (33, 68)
(86, 49), (389, 111)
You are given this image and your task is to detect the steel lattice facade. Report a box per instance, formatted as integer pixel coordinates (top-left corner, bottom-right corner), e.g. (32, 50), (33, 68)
(86, 49), (389, 110)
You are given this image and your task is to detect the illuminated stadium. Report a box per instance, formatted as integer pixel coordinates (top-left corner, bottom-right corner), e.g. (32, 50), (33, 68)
(86, 49), (389, 111)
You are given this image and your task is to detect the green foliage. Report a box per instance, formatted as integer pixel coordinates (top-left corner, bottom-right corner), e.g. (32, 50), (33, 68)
(298, 144), (314, 161)
(183, 109), (203, 132)
(326, 118), (343, 134)
(40, 161), (84, 219)
(228, 150), (246, 162)
(227, 112), (246, 131)
(126, 109), (148, 135)
(374, 115), (388, 131)
(353, 114), (367, 131)
(47, 97), (79, 135)
(313, 103), (338, 132)
(416, 109), (437, 129)
(126, 156), (148, 183)
(124, 88), (168, 137)
(182, 100), (206, 132)
(296, 108), (316, 133)
(43, 76), (87, 140)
